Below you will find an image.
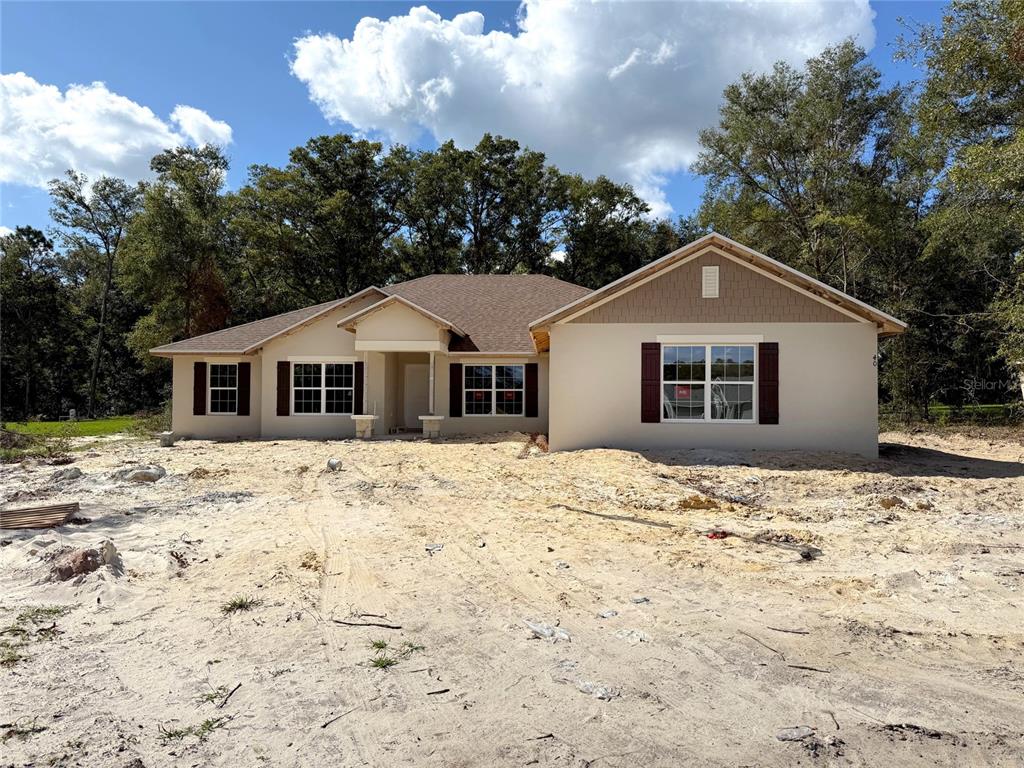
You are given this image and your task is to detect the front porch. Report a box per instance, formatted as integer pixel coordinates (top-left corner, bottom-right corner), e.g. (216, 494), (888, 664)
(356, 350), (442, 437)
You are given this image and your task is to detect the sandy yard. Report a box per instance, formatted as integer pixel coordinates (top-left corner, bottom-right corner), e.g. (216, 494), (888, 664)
(1, 430), (1023, 767)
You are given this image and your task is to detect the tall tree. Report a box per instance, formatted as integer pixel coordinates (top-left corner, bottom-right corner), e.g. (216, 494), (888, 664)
(49, 172), (141, 415)
(0, 227), (83, 420)
(901, 0), (1024, 394)
(120, 146), (234, 361)
(232, 135), (408, 311)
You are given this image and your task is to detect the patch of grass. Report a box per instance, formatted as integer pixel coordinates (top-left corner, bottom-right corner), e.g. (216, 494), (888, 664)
(367, 639), (424, 670)
(220, 596), (263, 615)
(369, 654), (399, 669)
(1, 718), (47, 743)
(0, 605), (72, 666)
(299, 550), (323, 571)
(195, 685), (230, 705)
(17, 605), (71, 625)
(5, 417), (136, 438)
(158, 717), (230, 745)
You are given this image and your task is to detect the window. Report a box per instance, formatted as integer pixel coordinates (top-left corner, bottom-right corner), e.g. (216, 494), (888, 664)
(209, 364), (238, 414)
(663, 345), (754, 422)
(293, 362), (354, 415)
(464, 364), (524, 416)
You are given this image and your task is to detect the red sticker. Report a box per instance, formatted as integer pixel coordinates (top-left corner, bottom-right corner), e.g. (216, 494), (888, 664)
(674, 385), (691, 399)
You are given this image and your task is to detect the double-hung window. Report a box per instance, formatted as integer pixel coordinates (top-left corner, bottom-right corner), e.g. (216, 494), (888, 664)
(293, 362), (355, 415)
(663, 345), (754, 422)
(209, 364), (238, 414)
(464, 364), (524, 416)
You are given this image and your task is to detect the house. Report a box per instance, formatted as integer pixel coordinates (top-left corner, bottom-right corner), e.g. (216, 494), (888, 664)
(151, 233), (906, 457)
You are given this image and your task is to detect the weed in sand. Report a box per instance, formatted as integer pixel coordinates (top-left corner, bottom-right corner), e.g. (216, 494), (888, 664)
(16, 605), (70, 625)
(299, 550), (323, 571)
(368, 639), (424, 669)
(195, 685), (230, 705)
(1, 718), (47, 743)
(220, 596), (263, 615)
(158, 717), (230, 745)
(0, 605), (72, 665)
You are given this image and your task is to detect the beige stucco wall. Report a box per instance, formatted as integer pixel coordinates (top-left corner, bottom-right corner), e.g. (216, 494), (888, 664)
(436, 354), (550, 435)
(354, 301), (448, 346)
(170, 354), (262, 439)
(258, 300), (376, 439)
(572, 250), (856, 324)
(548, 322), (879, 457)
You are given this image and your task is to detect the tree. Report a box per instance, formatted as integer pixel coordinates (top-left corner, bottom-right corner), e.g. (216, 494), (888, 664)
(555, 175), (654, 289)
(120, 146), (235, 361)
(0, 227), (83, 420)
(49, 172), (141, 415)
(900, 0), (1024, 392)
(232, 135), (408, 311)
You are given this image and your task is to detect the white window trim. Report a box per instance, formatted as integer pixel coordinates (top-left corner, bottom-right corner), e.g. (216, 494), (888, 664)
(290, 360), (355, 417)
(208, 362), (239, 416)
(464, 363), (526, 417)
(661, 344), (757, 424)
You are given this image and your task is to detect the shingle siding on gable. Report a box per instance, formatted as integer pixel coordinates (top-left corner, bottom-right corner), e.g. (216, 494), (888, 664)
(569, 252), (856, 324)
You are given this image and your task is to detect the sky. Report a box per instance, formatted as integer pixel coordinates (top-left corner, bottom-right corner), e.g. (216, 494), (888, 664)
(0, 0), (947, 236)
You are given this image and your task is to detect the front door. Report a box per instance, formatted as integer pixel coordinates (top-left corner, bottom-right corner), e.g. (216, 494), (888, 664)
(403, 364), (429, 429)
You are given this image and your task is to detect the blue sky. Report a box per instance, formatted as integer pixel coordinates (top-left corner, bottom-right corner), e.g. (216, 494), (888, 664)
(1, 1), (946, 234)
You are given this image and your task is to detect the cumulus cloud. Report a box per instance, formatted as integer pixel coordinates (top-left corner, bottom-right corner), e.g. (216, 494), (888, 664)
(0, 72), (233, 189)
(0, 226), (14, 237)
(291, 1), (874, 216)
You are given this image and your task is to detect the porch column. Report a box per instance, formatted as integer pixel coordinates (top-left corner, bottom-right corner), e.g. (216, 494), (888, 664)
(429, 351), (436, 414)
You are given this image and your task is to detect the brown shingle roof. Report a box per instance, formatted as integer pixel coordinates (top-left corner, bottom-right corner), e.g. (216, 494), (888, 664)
(384, 274), (591, 353)
(150, 276), (590, 356)
(150, 288), (385, 355)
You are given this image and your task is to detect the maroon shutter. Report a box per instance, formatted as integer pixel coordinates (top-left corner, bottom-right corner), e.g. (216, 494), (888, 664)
(353, 361), (364, 414)
(524, 363), (539, 417)
(641, 342), (661, 423)
(193, 361), (207, 416)
(276, 361), (290, 416)
(449, 363), (462, 417)
(237, 362), (251, 416)
(758, 342), (779, 424)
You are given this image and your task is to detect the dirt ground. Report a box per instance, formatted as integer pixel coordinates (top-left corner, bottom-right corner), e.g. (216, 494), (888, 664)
(1, 429), (1023, 767)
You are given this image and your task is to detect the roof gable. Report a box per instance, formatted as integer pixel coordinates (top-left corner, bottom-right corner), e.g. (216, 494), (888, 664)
(531, 233), (907, 336)
(570, 249), (856, 325)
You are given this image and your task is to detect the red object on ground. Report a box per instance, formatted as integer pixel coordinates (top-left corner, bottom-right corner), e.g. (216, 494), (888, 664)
(707, 530), (729, 540)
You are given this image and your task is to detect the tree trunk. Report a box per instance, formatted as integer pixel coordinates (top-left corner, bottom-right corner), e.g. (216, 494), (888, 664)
(87, 251), (114, 417)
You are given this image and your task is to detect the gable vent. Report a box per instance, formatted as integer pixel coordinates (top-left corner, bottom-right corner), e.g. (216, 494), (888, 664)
(702, 266), (720, 298)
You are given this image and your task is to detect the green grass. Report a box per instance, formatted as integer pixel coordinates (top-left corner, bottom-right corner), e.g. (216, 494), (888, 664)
(5, 416), (136, 438)
(220, 596), (263, 615)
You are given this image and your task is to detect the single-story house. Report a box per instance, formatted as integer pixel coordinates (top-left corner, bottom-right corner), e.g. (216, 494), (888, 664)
(151, 233), (906, 456)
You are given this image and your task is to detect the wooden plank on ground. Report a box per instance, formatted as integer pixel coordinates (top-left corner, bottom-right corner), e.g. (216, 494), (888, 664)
(0, 502), (80, 530)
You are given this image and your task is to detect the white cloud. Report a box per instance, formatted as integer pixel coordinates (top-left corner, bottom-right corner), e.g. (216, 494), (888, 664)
(170, 105), (233, 146)
(292, 1), (874, 216)
(0, 226), (13, 237)
(0, 72), (233, 189)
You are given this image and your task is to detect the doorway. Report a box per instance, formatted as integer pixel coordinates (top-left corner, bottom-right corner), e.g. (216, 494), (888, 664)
(403, 363), (429, 429)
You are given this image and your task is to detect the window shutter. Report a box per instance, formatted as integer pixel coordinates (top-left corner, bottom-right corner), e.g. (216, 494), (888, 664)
(354, 361), (364, 415)
(193, 362), (207, 416)
(449, 363), (462, 417)
(276, 361), (290, 417)
(758, 342), (779, 424)
(524, 362), (539, 418)
(641, 343), (661, 423)
(237, 362), (251, 416)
